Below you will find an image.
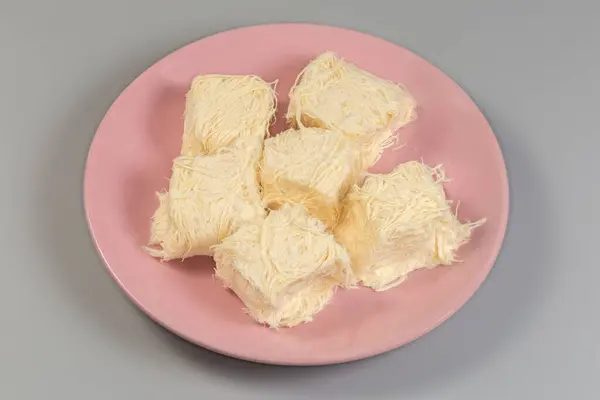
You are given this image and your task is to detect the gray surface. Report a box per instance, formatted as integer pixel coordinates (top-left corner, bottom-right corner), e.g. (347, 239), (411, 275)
(1, 0), (598, 398)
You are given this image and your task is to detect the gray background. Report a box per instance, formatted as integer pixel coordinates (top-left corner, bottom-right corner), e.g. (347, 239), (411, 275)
(1, 0), (598, 398)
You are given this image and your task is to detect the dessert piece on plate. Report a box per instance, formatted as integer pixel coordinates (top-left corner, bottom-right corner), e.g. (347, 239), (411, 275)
(287, 51), (416, 169)
(335, 161), (485, 291)
(213, 204), (354, 328)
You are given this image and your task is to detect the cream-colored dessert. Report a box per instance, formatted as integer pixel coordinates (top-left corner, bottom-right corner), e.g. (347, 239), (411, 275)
(213, 204), (354, 328)
(335, 161), (485, 291)
(287, 52), (416, 169)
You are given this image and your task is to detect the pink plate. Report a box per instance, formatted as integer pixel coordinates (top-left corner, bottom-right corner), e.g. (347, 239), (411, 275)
(84, 23), (509, 365)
